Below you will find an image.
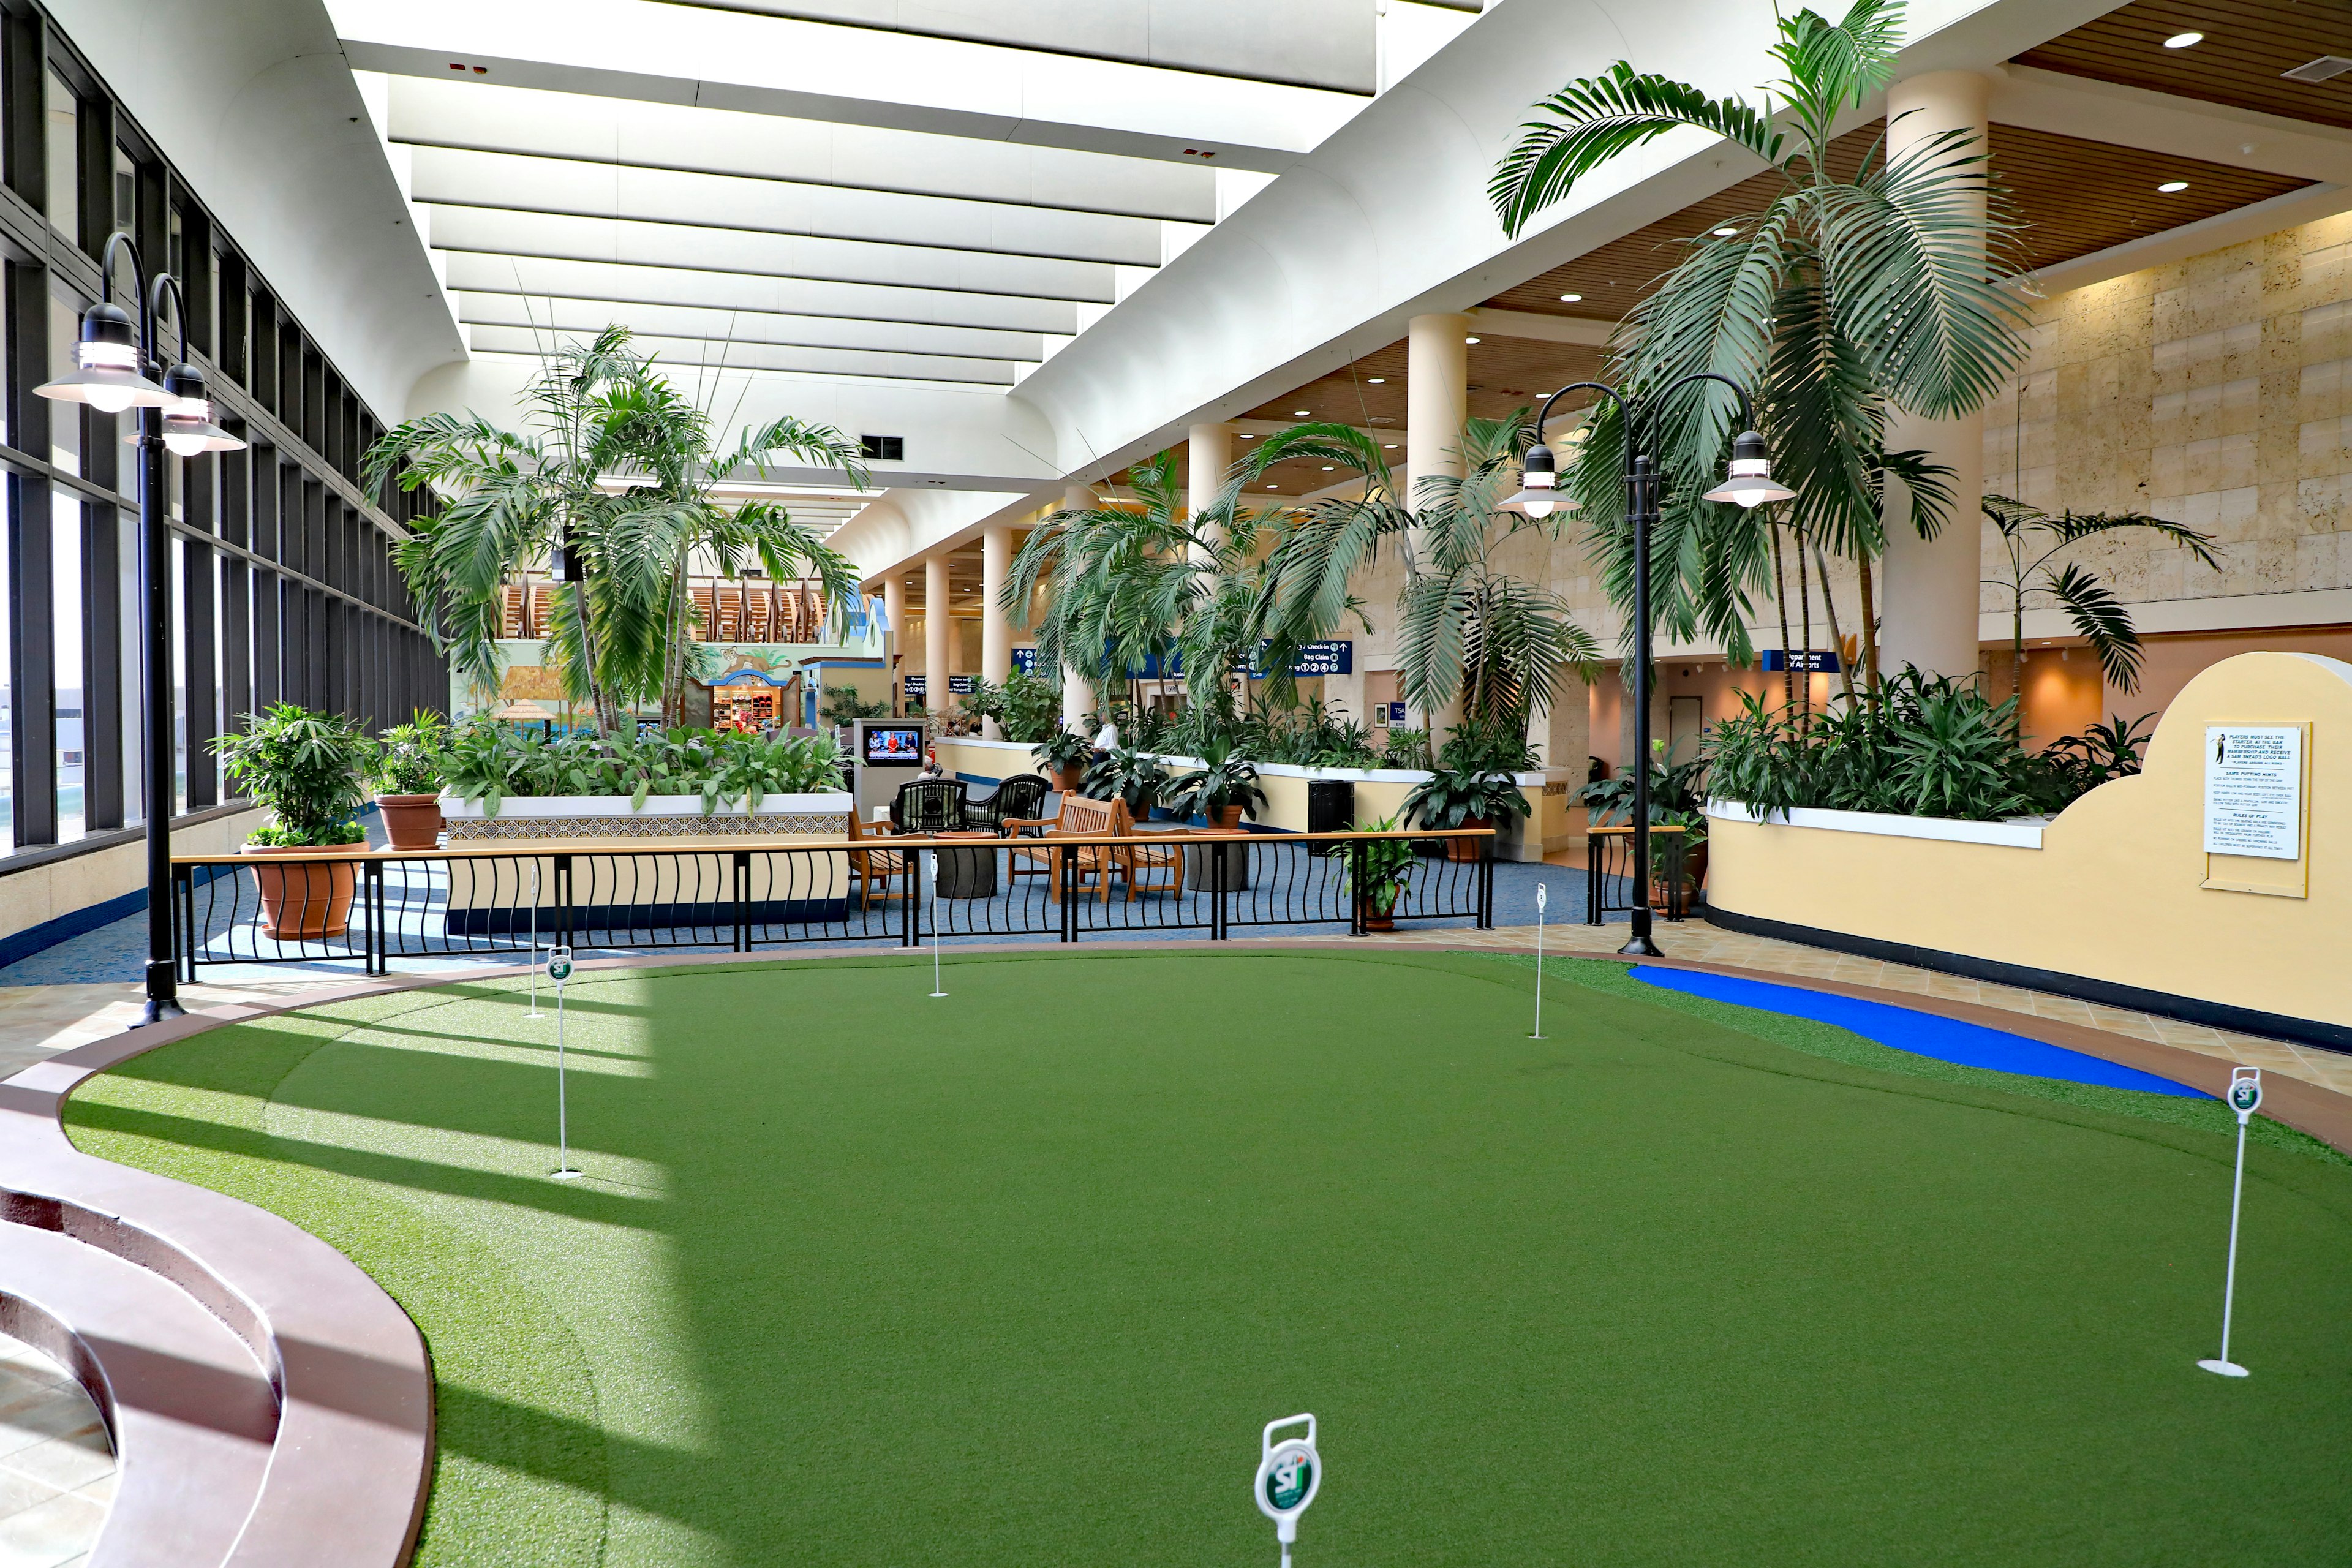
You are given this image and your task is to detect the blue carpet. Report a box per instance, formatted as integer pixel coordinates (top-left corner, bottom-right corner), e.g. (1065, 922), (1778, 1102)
(1629, 965), (2207, 1099)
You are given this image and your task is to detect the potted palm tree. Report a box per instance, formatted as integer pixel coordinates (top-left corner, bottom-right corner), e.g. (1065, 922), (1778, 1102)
(1163, 737), (1265, 830)
(214, 704), (376, 938)
(372, 711), (448, 851)
(1327, 813), (1416, 931)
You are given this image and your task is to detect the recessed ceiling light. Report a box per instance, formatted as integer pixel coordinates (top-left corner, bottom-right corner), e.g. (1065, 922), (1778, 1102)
(1464, 335), (1480, 344)
(1320, 465), (1335, 471)
(2158, 179), (2190, 192)
(2163, 31), (2202, 48)
(1366, 376), (1385, 383)
(1382, 442), (1399, 449)
(1713, 226), (1739, 236)
(1267, 484), (1280, 489)
(1559, 292), (1582, 303)
(1294, 409), (1310, 416)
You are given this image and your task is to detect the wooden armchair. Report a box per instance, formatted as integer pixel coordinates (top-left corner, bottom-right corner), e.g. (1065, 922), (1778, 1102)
(1006, 794), (1128, 902)
(843, 811), (907, 910)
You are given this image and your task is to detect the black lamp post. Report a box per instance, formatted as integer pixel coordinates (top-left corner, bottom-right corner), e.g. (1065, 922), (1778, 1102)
(1502, 374), (1790, 957)
(37, 231), (247, 1026)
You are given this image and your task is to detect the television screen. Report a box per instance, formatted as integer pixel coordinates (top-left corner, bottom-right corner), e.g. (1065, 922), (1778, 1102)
(862, 725), (924, 766)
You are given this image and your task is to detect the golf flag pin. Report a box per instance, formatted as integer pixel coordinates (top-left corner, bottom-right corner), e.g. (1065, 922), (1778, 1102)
(548, 946), (573, 984)
(1255, 1414), (1321, 1566)
(2228, 1068), (2261, 1120)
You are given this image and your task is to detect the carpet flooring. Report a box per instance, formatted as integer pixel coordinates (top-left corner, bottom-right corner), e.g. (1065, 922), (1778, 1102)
(59, 949), (2352, 1566)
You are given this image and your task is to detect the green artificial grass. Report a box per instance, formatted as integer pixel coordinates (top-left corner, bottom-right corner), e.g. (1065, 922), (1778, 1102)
(61, 949), (2352, 1566)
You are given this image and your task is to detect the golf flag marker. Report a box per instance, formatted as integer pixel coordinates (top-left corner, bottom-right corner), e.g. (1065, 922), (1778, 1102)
(1531, 883), (1547, 1039)
(1254, 1414), (1321, 1568)
(548, 946), (583, 1182)
(2199, 1066), (2261, 1378)
(927, 848), (946, 998)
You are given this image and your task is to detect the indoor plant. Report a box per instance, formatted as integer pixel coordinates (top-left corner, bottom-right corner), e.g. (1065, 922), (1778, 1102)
(1403, 724), (1533, 861)
(1033, 728), (1093, 793)
(1327, 813), (1415, 931)
(1163, 738), (1265, 830)
(214, 703), (376, 938)
(372, 711), (448, 851)
(1081, 745), (1168, 818)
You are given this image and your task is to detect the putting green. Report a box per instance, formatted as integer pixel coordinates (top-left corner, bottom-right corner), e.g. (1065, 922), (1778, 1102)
(62, 949), (2352, 1566)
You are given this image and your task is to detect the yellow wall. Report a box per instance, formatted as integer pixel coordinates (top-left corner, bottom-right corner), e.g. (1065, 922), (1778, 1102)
(1706, 651), (2352, 1033)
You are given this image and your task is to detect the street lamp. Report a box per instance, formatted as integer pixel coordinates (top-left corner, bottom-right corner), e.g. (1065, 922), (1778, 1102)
(37, 231), (249, 1025)
(1502, 375), (1790, 956)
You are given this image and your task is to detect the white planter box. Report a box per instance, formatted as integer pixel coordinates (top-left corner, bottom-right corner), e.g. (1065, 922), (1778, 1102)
(439, 791), (854, 845)
(1705, 798), (2046, 850)
(440, 791), (851, 821)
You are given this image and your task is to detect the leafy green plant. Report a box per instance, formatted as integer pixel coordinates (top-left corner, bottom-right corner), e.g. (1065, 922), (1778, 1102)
(372, 712), (447, 796)
(1981, 496), (2220, 693)
(1033, 728), (1093, 776)
(1403, 731), (1534, 831)
(964, 669), (1064, 744)
(1580, 738), (1708, 827)
(1163, 738), (1266, 822)
(1326, 813), (1416, 918)
(820, 684), (889, 724)
(214, 703), (376, 846)
(1379, 726), (1433, 771)
(1081, 745), (1169, 816)
(439, 718), (843, 815)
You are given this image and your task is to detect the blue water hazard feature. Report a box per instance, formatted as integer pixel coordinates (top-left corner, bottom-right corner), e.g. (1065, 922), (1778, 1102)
(1630, 967), (2207, 1099)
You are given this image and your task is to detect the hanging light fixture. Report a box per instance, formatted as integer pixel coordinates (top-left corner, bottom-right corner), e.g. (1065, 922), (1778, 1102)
(1700, 430), (1795, 508)
(34, 300), (172, 414)
(1501, 438), (1572, 518)
(122, 364), (247, 456)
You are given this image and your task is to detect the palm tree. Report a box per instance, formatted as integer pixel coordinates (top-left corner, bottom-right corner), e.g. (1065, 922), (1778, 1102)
(363, 327), (865, 735)
(1487, 0), (2030, 709)
(1980, 494), (2221, 694)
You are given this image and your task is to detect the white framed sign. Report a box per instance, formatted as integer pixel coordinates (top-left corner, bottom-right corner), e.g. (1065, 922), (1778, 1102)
(2203, 725), (2303, 861)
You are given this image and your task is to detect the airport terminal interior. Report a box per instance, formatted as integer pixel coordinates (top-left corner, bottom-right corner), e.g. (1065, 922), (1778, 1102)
(0, 1), (2350, 1562)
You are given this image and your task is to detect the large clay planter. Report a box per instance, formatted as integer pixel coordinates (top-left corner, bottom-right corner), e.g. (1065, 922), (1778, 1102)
(245, 843), (366, 939)
(376, 793), (443, 851)
(1052, 763), (1085, 794)
(1446, 814), (1491, 863)
(1210, 804), (1246, 831)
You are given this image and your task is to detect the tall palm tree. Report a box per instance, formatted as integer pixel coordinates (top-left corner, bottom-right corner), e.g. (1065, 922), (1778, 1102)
(363, 327), (865, 735)
(1488, 0), (2030, 707)
(1980, 494), (2221, 694)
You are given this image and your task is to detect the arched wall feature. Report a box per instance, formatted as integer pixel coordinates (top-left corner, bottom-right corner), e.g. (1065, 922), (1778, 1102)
(1706, 652), (2352, 1049)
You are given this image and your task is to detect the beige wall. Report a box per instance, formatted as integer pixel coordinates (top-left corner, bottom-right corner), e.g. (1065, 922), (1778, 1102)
(0, 809), (268, 950)
(1707, 652), (2352, 1036)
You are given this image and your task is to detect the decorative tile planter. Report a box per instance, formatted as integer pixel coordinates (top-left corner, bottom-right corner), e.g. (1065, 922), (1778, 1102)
(437, 792), (855, 933)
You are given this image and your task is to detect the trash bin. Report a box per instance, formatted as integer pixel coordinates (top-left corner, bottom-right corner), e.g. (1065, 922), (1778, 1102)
(1306, 779), (1354, 834)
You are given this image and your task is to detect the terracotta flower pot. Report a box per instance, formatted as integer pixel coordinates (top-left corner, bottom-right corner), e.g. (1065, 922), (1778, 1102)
(1362, 912), (1396, 933)
(1054, 763), (1084, 794)
(376, 793), (444, 851)
(1446, 813), (1491, 863)
(244, 842), (366, 939)
(1211, 804), (1246, 831)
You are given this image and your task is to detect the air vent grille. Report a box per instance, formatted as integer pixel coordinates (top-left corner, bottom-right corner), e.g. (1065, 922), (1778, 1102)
(2282, 55), (2352, 84)
(859, 435), (904, 461)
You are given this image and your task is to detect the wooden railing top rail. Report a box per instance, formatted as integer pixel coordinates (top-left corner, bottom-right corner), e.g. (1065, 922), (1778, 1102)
(172, 826), (1498, 866)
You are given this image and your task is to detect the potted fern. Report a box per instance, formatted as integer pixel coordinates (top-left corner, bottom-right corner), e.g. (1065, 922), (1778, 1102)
(1403, 724), (1531, 862)
(214, 704), (376, 938)
(1163, 738), (1265, 830)
(372, 712), (448, 851)
(1327, 813), (1415, 931)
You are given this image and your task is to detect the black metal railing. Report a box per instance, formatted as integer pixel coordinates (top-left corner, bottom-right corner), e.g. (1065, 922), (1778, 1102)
(1584, 824), (1692, 925)
(171, 828), (1496, 978)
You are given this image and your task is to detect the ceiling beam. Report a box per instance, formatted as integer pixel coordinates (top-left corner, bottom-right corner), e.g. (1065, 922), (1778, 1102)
(467, 325), (1017, 386)
(1461, 308), (1615, 345)
(328, 0), (1366, 174)
(454, 292), (1047, 364)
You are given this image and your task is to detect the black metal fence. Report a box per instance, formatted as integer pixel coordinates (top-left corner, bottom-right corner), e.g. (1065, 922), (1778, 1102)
(172, 829), (1496, 978)
(1584, 824), (1694, 925)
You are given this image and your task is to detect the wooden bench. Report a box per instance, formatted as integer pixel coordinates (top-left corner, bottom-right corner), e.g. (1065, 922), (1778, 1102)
(1007, 795), (1126, 902)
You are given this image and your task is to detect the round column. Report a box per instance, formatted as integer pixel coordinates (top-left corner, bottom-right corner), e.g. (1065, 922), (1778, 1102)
(1060, 484), (1095, 731)
(882, 575), (907, 715)
(1186, 421), (1234, 561)
(924, 554), (951, 724)
(1878, 70), (1991, 682)
(981, 526), (1012, 739)
(1407, 312), (1471, 737)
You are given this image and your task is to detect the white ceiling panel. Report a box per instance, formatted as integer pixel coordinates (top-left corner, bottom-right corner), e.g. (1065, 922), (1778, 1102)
(456, 292), (1046, 363)
(439, 253), (1082, 334)
(468, 326), (1016, 386)
(386, 77), (1216, 222)
(406, 146), (1165, 265)
(424, 206), (1119, 301)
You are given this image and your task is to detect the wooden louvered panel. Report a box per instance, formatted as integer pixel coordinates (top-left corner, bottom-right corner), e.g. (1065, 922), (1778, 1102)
(500, 584), (522, 639)
(717, 586), (742, 642)
(692, 585), (717, 641)
(2019, 2), (2352, 132)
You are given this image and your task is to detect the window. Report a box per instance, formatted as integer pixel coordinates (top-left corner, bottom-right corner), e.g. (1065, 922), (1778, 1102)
(47, 281), (81, 475)
(43, 67), (76, 241)
(112, 142), (133, 236)
(0, 499), (11, 845)
(52, 494), (84, 842)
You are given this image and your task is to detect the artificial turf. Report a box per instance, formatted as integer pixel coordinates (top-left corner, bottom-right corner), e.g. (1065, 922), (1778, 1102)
(60, 948), (2352, 1566)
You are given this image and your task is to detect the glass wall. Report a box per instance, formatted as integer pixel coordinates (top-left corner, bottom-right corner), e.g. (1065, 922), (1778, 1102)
(1, 6), (445, 864)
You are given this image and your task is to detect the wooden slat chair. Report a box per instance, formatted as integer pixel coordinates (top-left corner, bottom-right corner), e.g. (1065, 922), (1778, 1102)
(843, 812), (908, 910)
(752, 584), (777, 642)
(1114, 822), (1186, 902)
(1006, 794), (1127, 902)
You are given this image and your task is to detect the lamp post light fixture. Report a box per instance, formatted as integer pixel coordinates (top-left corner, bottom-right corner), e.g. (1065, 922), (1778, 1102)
(1502, 374), (1790, 956)
(36, 231), (249, 1026)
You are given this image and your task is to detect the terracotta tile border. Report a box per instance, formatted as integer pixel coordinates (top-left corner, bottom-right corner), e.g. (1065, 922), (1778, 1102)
(2, 936), (2342, 1567)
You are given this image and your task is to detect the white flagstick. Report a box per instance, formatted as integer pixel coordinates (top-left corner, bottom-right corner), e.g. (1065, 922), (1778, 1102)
(2199, 1066), (2263, 1376)
(1254, 1415), (1321, 1568)
(526, 859), (544, 1019)
(1531, 882), (1547, 1039)
(927, 847), (946, 998)
(548, 946), (582, 1180)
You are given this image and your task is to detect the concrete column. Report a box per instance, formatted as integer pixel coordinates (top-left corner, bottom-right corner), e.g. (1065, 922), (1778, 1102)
(1186, 421), (1234, 560)
(924, 554), (951, 720)
(1878, 70), (1991, 682)
(1060, 484), (1095, 730)
(1407, 312), (1471, 738)
(981, 526), (1012, 738)
(881, 576), (906, 715)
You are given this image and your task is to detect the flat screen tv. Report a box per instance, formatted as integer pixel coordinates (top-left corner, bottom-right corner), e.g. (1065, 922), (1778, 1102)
(862, 725), (924, 766)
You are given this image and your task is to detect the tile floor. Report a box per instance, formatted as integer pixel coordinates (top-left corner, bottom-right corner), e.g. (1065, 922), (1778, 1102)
(0, 1333), (112, 1567)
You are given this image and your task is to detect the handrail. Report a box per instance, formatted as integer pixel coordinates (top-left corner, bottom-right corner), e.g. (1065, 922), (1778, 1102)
(172, 826), (1499, 865)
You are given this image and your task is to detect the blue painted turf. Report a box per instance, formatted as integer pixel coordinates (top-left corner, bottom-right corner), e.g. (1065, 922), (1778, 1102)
(1629, 966), (2207, 1099)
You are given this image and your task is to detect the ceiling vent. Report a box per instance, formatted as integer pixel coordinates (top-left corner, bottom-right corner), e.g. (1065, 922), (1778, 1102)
(858, 435), (904, 461)
(2282, 55), (2352, 83)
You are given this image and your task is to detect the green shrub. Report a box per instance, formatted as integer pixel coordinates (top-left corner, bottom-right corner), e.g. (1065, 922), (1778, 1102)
(214, 703), (375, 846)
(440, 719), (844, 815)
(372, 711), (447, 795)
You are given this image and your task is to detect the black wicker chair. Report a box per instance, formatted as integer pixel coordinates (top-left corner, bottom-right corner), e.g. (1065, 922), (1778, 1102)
(967, 773), (1052, 837)
(891, 778), (968, 834)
